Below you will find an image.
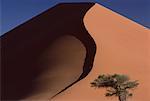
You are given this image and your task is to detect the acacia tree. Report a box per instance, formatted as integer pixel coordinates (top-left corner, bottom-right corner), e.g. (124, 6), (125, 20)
(91, 74), (139, 101)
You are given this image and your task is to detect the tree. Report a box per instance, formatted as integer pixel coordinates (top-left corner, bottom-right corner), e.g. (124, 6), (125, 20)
(91, 74), (139, 101)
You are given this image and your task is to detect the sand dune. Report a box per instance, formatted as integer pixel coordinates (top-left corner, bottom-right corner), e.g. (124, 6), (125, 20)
(23, 35), (86, 100)
(1, 3), (150, 101)
(1, 3), (95, 100)
(52, 3), (150, 101)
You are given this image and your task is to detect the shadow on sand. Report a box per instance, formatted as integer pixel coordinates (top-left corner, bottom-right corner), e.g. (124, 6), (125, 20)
(1, 3), (96, 100)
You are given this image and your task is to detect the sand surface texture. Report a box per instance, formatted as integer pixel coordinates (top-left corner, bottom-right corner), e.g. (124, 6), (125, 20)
(23, 36), (86, 100)
(52, 4), (150, 101)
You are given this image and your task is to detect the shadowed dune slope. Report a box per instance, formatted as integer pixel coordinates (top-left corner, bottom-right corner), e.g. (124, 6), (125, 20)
(23, 35), (86, 100)
(1, 3), (96, 100)
(52, 3), (150, 101)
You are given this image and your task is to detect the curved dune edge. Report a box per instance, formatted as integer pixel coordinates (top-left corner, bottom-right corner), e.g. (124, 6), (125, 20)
(1, 3), (96, 100)
(52, 3), (150, 101)
(22, 35), (86, 100)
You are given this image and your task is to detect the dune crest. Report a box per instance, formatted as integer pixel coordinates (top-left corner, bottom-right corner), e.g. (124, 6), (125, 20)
(53, 3), (150, 101)
(1, 3), (96, 100)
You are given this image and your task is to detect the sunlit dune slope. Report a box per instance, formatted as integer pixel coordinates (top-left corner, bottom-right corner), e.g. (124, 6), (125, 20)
(52, 3), (150, 101)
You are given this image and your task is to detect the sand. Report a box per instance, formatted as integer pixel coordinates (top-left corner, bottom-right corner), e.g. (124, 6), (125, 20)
(22, 35), (86, 100)
(1, 3), (94, 100)
(52, 3), (150, 101)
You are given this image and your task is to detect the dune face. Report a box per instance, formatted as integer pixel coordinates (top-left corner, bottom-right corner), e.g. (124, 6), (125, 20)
(23, 35), (86, 100)
(1, 3), (96, 100)
(52, 3), (150, 101)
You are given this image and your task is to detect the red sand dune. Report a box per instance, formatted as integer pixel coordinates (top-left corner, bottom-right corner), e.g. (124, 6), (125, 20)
(23, 36), (86, 100)
(52, 3), (150, 101)
(2, 3), (149, 101)
(1, 3), (94, 100)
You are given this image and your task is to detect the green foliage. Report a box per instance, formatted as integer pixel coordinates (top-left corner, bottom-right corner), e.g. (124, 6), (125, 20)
(91, 74), (139, 101)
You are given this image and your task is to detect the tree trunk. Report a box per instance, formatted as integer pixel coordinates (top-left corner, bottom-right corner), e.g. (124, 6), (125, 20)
(118, 93), (126, 101)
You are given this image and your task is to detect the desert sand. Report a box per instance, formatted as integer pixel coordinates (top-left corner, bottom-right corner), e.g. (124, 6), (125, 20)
(1, 3), (94, 100)
(2, 3), (149, 101)
(22, 35), (86, 100)
(52, 3), (150, 101)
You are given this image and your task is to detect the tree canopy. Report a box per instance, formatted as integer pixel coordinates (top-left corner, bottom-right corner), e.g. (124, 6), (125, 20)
(91, 74), (139, 101)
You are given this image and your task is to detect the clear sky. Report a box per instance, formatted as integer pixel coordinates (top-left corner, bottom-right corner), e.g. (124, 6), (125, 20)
(1, 0), (150, 35)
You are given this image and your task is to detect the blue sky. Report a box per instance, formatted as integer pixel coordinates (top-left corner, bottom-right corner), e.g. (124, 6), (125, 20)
(1, 0), (150, 35)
